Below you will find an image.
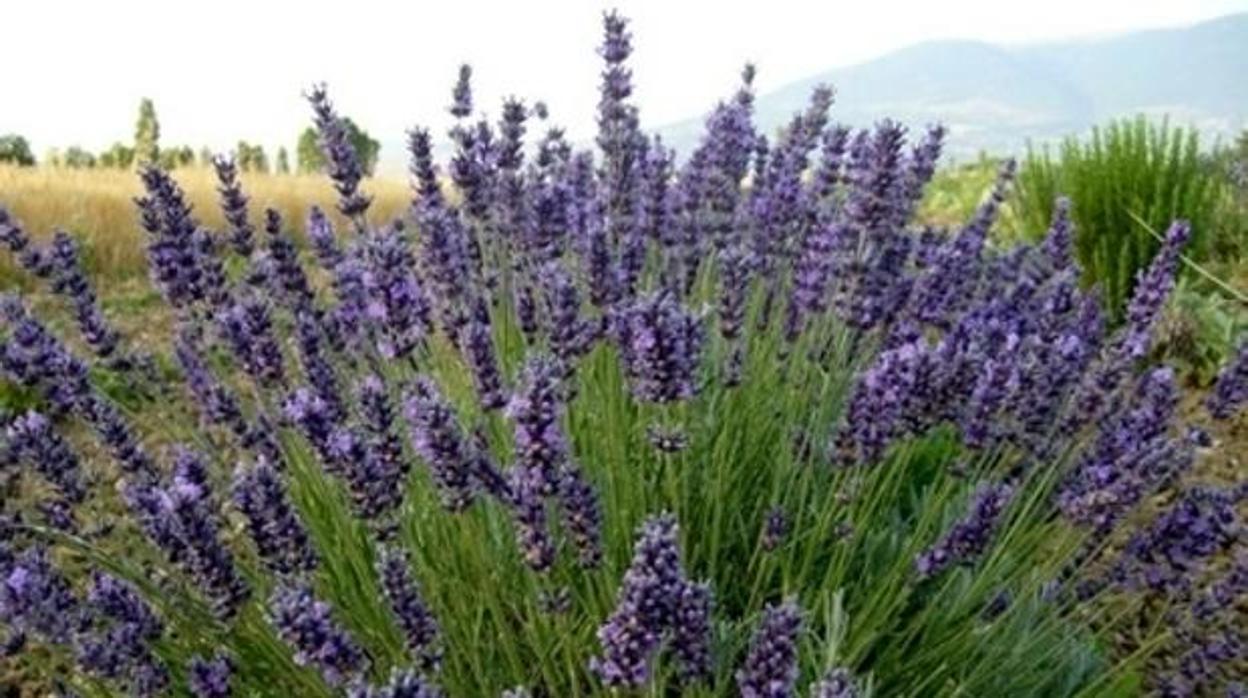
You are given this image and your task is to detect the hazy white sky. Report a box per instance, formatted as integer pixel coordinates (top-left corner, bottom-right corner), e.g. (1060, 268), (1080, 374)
(5, 0), (1246, 168)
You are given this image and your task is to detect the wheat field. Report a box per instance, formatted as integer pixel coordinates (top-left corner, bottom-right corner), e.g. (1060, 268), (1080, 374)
(0, 164), (411, 288)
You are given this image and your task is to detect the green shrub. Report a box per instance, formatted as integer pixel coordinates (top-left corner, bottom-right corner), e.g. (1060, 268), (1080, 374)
(1016, 117), (1222, 322)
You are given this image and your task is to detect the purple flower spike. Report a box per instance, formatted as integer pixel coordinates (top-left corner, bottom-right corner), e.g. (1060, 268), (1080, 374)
(77, 573), (169, 697)
(217, 294), (286, 389)
(736, 600), (803, 698)
(212, 156), (256, 258)
(188, 653), (234, 698)
(4, 410), (86, 503)
(124, 448), (251, 619)
(361, 222), (433, 360)
(232, 458), (318, 576)
(449, 64), (473, 119)
(349, 668), (444, 698)
(916, 481), (1014, 579)
(268, 583), (368, 686)
(377, 545), (442, 671)
(307, 83), (372, 221)
(49, 230), (122, 359)
(506, 355), (569, 494)
(1206, 341), (1248, 420)
(1122, 220), (1190, 359)
(0, 545), (82, 647)
(0, 208), (55, 277)
(404, 377), (476, 511)
(462, 301), (507, 410)
(556, 462), (604, 568)
(762, 506), (788, 552)
(611, 291), (705, 404)
(590, 514), (688, 688)
(508, 464), (556, 572)
(811, 668), (861, 698)
(672, 581), (714, 684)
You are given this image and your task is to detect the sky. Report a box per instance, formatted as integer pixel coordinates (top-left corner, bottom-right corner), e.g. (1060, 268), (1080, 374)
(5, 0), (1247, 171)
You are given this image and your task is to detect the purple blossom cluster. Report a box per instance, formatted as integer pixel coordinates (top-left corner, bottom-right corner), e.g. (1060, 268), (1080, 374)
(916, 481), (1015, 579)
(268, 583), (368, 685)
(123, 448), (250, 618)
(736, 600), (803, 698)
(611, 291), (704, 404)
(591, 514), (712, 687)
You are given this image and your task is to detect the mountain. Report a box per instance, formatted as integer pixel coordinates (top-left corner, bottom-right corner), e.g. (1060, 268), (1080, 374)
(655, 13), (1248, 160)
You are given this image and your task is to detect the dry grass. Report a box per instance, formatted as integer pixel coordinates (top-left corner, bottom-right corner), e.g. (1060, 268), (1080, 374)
(0, 164), (412, 289)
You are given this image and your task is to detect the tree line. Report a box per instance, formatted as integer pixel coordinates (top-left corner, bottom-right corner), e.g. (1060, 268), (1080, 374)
(0, 98), (379, 175)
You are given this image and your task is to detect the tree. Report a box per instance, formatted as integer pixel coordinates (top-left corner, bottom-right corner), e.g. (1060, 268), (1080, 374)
(63, 146), (97, 168)
(134, 98), (160, 166)
(275, 147), (290, 175)
(236, 141), (270, 174)
(296, 118), (380, 175)
(198, 147), (215, 168)
(0, 134), (36, 166)
(98, 142), (135, 169)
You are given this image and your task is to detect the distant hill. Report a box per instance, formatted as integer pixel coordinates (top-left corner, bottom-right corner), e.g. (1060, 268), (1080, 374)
(655, 13), (1248, 160)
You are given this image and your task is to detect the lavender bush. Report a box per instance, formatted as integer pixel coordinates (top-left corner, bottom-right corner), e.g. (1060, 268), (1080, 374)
(2, 11), (1246, 697)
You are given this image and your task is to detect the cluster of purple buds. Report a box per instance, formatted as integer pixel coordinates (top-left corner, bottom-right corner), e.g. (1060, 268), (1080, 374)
(77, 573), (169, 697)
(267, 583), (368, 686)
(762, 506), (789, 552)
(264, 209), (317, 312)
(1, 295), (93, 415)
(306, 84), (372, 221)
(1120, 221), (1190, 360)
(591, 514), (712, 687)
(404, 377), (476, 511)
(349, 668), (444, 698)
(212, 156), (256, 257)
(1207, 340), (1248, 420)
(0, 545), (82, 650)
(916, 481), (1014, 579)
(0, 208), (55, 277)
(3, 410), (87, 505)
(47, 230), (121, 359)
(810, 668), (862, 698)
(1113, 485), (1244, 595)
(377, 545), (442, 670)
(188, 653), (234, 698)
(736, 600), (803, 698)
(555, 462), (603, 568)
(1058, 366), (1183, 531)
(232, 458), (318, 576)
(217, 294), (286, 388)
(361, 222), (433, 360)
(461, 300), (507, 410)
(137, 166), (210, 310)
(611, 291), (705, 404)
(505, 355), (568, 494)
(123, 448), (251, 618)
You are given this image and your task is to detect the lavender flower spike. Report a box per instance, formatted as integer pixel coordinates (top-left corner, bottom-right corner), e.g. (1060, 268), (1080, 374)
(506, 355), (570, 494)
(377, 545), (442, 670)
(916, 481), (1014, 579)
(404, 377), (476, 511)
(4, 410), (87, 503)
(268, 583), (368, 686)
(462, 300), (507, 410)
(672, 581), (714, 684)
(590, 514), (687, 688)
(1206, 341), (1248, 420)
(212, 155), (256, 257)
(232, 458), (319, 576)
(349, 668), (444, 698)
(736, 600), (803, 698)
(811, 668), (862, 698)
(556, 462), (604, 568)
(188, 653), (234, 698)
(77, 573), (170, 697)
(307, 83), (372, 221)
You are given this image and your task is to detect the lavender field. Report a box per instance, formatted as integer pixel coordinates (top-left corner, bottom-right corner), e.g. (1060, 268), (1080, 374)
(2, 7), (1247, 698)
